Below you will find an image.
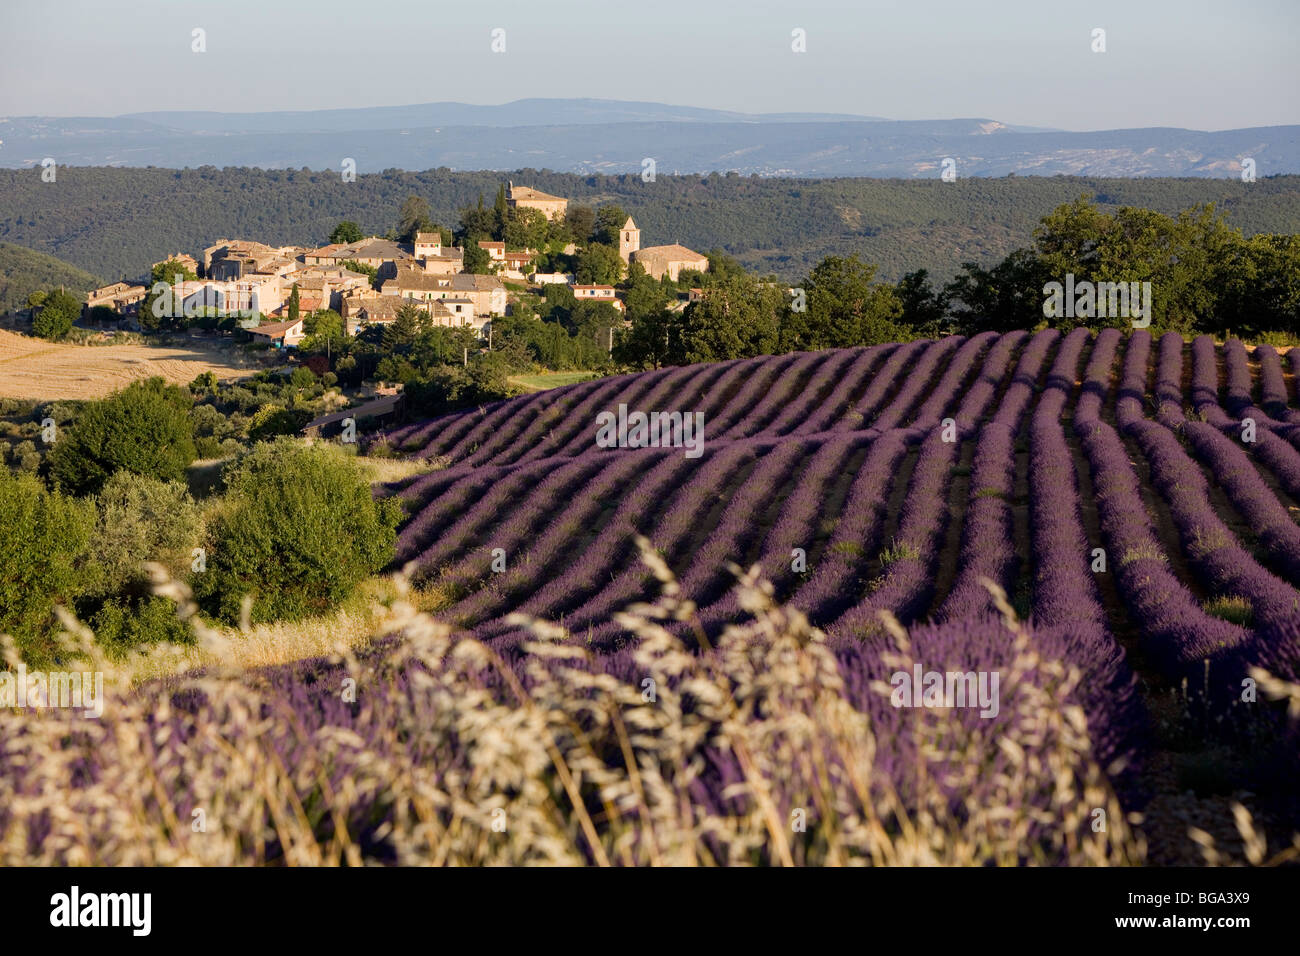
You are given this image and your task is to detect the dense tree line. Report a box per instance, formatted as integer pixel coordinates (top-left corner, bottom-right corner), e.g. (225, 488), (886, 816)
(3, 166), (1297, 288)
(612, 197), (1300, 368)
(944, 198), (1300, 339)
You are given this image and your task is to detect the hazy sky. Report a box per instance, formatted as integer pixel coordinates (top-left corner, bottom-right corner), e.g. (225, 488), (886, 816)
(1, 0), (1296, 130)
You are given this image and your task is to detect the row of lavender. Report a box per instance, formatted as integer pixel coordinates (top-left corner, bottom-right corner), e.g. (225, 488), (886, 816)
(390, 332), (1300, 655)
(389, 337), (961, 607)
(471, 335), (983, 646)
(385, 333), (1300, 693)
(345, 331), (1300, 826)
(1069, 330), (1300, 683)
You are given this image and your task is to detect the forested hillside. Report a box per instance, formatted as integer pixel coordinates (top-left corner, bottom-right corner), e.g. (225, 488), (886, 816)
(0, 243), (102, 313)
(3, 167), (1297, 283)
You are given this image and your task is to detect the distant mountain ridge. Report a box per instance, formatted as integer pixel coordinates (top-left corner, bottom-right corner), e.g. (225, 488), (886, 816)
(117, 98), (895, 131)
(3, 98), (1292, 177)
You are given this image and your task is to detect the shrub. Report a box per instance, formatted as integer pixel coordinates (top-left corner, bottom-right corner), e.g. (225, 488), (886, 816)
(37, 400), (80, 428)
(246, 405), (312, 441)
(89, 595), (192, 653)
(190, 402), (227, 437)
(87, 472), (202, 598)
(31, 288), (80, 341)
(9, 439), (37, 469)
(194, 436), (224, 458)
(194, 440), (401, 624)
(0, 472), (94, 662)
(47, 377), (197, 495)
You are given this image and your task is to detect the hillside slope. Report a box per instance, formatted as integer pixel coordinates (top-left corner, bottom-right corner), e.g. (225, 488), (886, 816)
(3, 168), (1298, 283)
(0, 242), (102, 313)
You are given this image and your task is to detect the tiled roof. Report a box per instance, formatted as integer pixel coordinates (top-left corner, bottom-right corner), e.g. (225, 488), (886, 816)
(633, 244), (706, 263)
(508, 185), (566, 202)
(249, 319), (303, 338)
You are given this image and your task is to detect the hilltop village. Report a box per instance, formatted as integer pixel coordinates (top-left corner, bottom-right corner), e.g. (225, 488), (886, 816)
(79, 182), (710, 349)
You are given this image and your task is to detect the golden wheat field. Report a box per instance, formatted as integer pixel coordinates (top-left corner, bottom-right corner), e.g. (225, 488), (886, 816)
(0, 329), (257, 400)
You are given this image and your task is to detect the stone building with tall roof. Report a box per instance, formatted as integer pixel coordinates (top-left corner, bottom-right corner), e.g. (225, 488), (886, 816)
(506, 181), (568, 220)
(630, 243), (709, 282)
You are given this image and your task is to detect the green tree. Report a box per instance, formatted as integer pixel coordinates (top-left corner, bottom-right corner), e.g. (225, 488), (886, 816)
(411, 324), (478, 369)
(83, 471), (202, 628)
(89, 597), (192, 655)
(895, 269), (949, 337)
(382, 303), (425, 353)
(247, 404), (312, 440)
(0, 471), (93, 662)
(32, 288), (80, 340)
(329, 220), (364, 244)
(1032, 195), (1111, 282)
(624, 266), (671, 322)
(139, 258), (198, 332)
(48, 377), (197, 495)
(575, 243), (625, 285)
(397, 195), (433, 243)
(150, 257), (198, 286)
(615, 306), (676, 369)
(189, 371), (218, 393)
(493, 184), (509, 240)
(503, 207), (549, 250)
(287, 283), (301, 324)
(194, 440), (401, 624)
(468, 349), (517, 398)
(542, 282), (577, 312)
(675, 271), (782, 363)
(592, 205), (629, 246)
(86, 304), (118, 326)
(564, 205), (596, 244)
(462, 241), (493, 275)
(405, 365), (474, 415)
(302, 309), (347, 357)
(1101, 204), (1237, 333)
(1027, 196), (1242, 334)
(945, 249), (1048, 334)
(1217, 233), (1300, 336)
(457, 194), (495, 243)
(783, 254), (906, 350)
(11, 439), (41, 473)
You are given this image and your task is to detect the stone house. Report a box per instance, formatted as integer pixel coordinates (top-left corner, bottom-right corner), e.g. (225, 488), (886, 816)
(506, 181), (568, 220)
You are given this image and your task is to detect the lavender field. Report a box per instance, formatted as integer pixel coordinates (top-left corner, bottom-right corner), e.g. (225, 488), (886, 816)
(385, 329), (1300, 680)
(7, 329), (1300, 867)
(355, 328), (1300, 860)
